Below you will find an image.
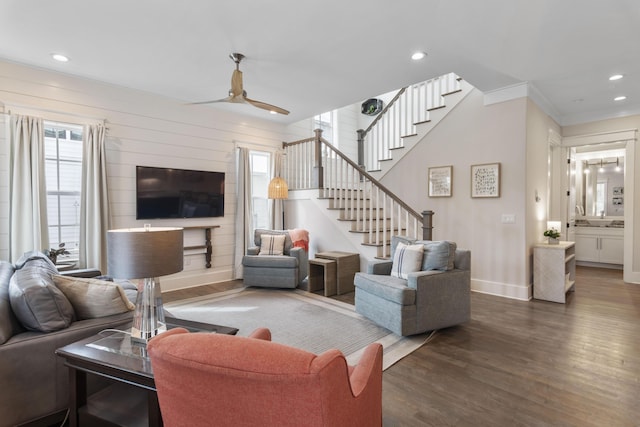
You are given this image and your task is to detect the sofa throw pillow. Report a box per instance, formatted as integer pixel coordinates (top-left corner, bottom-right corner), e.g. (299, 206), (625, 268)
(259, 234), (286, 256)
(390, 242), (424, 279)
(53, 275), (135, 319)
(420, 240), (456, 271)
(0, 261), (19, 344)
(9, 266), (74, 332)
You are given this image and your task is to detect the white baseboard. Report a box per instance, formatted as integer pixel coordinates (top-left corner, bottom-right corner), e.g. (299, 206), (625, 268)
(471, 278), (531, 301)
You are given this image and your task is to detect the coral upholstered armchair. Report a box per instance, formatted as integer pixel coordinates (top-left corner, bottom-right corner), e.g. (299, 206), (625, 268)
(147, 327), (383, 427)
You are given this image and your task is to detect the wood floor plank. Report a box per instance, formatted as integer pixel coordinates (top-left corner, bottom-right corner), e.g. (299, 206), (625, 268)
(163, 266), (640, 426)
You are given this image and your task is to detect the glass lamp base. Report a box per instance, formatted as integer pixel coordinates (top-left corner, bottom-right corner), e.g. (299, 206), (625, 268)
(131, 277), (166, 345)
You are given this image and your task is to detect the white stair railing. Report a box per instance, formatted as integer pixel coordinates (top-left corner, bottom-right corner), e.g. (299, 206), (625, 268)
(358, 72), (461, 172)
(284, 130), (433, 258)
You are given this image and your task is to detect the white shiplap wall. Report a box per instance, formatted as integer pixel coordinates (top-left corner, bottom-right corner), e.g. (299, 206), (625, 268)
(0, 60), (286, 290)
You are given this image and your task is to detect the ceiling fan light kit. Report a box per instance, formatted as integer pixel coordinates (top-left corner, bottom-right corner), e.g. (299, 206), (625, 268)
(190, 52), (289, 115)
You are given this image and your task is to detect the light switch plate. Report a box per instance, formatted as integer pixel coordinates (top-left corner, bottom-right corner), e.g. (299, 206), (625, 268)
(501, 214), (516, 224)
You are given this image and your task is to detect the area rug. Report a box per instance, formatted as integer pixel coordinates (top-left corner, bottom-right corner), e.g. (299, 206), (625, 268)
(164, 287), (430, 370)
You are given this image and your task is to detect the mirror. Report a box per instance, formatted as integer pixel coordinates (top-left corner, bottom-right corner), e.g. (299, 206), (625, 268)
(574, 147), (625, 218)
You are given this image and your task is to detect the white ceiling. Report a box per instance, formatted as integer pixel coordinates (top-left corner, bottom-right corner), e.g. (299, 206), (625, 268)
(1, 0), (639, 125)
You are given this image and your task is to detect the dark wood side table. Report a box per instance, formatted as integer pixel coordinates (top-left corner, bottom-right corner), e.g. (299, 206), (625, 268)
(56, 317), (238, 427)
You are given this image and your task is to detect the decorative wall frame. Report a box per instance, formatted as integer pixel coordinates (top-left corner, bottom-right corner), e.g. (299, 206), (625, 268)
(428, 166), (452, 197)
(471, 162), (501, 198)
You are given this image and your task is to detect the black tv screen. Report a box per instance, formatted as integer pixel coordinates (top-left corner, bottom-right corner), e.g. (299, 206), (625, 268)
(136, 166), (225, 219)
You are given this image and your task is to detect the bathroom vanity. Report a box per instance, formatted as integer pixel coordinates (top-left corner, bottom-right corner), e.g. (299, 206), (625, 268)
(573, 219), (624, 266)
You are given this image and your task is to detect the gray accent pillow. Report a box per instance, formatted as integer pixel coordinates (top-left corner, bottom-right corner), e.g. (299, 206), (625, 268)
(419, 240), (457, 271)
(390, 242), (424, 279)
(9, 264), (74, 332)
(53, 275), (135, 319)
(0, 261), (19, 344)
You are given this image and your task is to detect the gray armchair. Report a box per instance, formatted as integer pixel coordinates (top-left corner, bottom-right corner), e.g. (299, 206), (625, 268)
(242, 229), (308, 288)
(354, 236), (470, 336)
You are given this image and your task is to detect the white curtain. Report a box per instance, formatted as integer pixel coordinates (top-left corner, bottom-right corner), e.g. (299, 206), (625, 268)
(233, 147), (253, 279)
(79, 123), (111, 272)
(270, 151), (285, 230)
(8, 114), (48, 261)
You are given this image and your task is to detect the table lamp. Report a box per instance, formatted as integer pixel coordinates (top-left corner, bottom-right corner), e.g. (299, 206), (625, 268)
(107, 226), (183, 344)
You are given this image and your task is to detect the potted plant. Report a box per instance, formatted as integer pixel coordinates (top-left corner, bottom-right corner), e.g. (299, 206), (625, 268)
(44, 243), (70, 264)
(543, 228), (561, 244)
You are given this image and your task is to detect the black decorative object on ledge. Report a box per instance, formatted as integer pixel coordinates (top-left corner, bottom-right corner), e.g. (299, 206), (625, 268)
(361, 98), (384, 116)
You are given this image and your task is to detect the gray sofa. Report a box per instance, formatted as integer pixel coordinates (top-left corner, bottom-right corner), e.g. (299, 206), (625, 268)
(0, 252), (136, 427)
(242, 229), (308, 288)
(354, 236), (471, 336)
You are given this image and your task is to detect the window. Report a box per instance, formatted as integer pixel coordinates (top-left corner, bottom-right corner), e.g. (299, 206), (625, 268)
(249, 151), (271, 230)
(44, 122), (83, 260)
(313, 111), (335, 145)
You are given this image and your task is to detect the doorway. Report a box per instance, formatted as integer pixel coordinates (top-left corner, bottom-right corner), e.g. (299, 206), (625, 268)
(552, 129), (636, 283)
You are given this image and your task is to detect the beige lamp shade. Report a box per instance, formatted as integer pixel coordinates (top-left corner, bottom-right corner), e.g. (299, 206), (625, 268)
(268, 176), (289, 199)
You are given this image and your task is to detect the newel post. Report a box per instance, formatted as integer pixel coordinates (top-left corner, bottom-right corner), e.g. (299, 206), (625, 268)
(357, 129), (365, 169)
(422, 210), (434, 240)
(312, 128), (324, 189)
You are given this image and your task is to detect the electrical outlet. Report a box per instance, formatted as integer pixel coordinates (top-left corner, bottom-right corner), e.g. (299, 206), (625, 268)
(501, 214), (516, 224)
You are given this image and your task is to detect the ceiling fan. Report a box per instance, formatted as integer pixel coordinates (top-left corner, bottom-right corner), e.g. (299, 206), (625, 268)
(190, 53), (289, 115)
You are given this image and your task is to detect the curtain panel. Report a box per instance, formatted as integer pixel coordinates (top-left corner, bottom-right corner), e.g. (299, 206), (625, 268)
(8, 114), (48, 261)
(233, 147), (253, 279)
(79, 123), (111, 272)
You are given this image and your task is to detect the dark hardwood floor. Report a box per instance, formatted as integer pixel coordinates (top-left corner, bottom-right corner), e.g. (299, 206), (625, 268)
(163, 267), (640, 426)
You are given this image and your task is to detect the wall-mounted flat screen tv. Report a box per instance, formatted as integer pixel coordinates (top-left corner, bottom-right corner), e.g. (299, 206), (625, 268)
(136, 166), (225, 219)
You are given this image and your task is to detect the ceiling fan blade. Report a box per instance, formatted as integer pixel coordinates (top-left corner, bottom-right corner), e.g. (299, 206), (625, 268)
(187, 95), (234, 105)
(245, 97), (290, 115)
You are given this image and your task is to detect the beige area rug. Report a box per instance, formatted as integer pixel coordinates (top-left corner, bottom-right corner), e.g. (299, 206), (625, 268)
(164, 287), (430, 370)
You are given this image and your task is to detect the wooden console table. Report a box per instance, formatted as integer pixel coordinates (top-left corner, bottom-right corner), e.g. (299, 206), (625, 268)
(181, 225), (220, 268)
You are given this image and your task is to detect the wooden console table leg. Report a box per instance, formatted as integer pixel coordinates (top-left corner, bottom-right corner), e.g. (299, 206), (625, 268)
(205, 228), (212, 268)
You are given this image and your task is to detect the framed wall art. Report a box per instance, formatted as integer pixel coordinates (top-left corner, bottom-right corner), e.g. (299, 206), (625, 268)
(428, 166), (452, 197)
(471, 162), (500, 198)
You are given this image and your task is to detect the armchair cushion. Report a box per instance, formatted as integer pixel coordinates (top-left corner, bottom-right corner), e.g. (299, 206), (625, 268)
(259, 234), (286, 255)
(52, 275), (135, 319)
(390, 242), (424, 279)
(418, 240), (456, 271)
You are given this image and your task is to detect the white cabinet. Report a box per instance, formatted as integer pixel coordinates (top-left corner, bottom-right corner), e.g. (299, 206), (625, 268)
(533, 241), (576, 303)
(574, 227), (623, 265)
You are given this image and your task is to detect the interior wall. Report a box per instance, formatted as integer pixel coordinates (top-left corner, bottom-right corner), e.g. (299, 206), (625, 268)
(525, 99), (563, 290)
(0, 60), (286, 290)
(379, 89), (530, 299)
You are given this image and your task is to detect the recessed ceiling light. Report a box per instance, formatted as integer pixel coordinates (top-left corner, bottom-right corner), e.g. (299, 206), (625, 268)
(609, 74), (623, 81)
(51, 53), (69, 62)
(614, 96), (627, 101)
(411, 51), (427, 61)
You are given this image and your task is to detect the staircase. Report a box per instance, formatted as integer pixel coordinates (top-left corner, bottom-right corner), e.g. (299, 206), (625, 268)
(358, 73), (474, 179)
(284, 73), (470, 259)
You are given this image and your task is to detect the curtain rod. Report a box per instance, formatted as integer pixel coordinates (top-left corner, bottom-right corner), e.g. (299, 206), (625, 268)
(2, 102), (107, 127)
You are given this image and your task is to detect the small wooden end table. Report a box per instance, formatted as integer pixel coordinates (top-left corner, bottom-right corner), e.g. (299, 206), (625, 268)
(56, 317), (238, 427)
(315, 251), (360, 295)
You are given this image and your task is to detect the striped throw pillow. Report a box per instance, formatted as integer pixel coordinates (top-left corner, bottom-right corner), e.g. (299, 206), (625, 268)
(259, 234), (286, 256)
(390, 242), (424, 279)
